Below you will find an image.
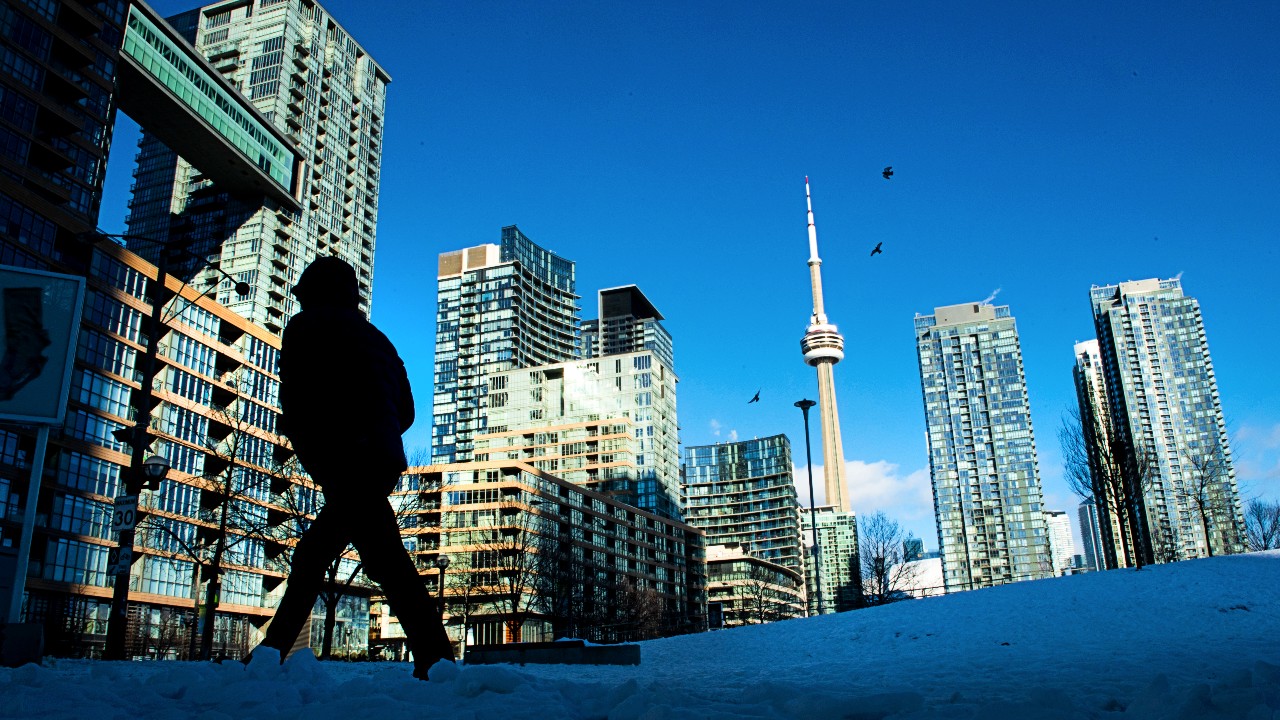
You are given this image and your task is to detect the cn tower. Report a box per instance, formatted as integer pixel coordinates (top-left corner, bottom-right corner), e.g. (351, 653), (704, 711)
(799, 177), (850, 512)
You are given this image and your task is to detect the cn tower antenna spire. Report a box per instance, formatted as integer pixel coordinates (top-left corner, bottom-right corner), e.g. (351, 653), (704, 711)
(799, 177), (850, 513)
(804, 176), (827, 324)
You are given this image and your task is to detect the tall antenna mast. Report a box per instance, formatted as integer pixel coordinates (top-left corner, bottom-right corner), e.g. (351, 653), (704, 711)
(799, 177), (850, 513)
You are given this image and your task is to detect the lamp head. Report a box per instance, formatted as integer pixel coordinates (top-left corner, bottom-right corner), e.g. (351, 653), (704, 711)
(141, 454), (171, 490)
(209, 276), (252, 297)
(435, 555), (451, 570)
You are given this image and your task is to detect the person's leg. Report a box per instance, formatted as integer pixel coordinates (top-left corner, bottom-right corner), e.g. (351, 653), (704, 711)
(259, 502), (354, 655)
(350, 493), (455, 671)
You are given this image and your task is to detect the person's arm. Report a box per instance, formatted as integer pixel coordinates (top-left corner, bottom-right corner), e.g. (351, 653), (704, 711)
(278, 318), (327, 452)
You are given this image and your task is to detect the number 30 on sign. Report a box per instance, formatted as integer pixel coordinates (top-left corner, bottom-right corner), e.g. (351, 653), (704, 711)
(112, 495), (138, 532)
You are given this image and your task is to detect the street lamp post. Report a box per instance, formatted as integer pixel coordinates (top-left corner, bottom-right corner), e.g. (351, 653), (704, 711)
(795, 399), (825, 616)
(85, 231), (248, 660)
(434, 554), (450, 615)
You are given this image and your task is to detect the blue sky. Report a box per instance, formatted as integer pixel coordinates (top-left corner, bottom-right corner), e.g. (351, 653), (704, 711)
(101, 1), (1280, 550)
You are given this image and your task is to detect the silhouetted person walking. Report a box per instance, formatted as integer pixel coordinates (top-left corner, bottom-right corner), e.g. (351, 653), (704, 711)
(256, 257), (453, 676)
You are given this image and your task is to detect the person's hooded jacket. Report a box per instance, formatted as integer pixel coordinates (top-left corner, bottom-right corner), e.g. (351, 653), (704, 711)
(278, 257), (412, 494)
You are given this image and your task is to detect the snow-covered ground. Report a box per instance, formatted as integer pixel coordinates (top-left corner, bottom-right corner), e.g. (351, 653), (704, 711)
(5, 551), (1278, 720)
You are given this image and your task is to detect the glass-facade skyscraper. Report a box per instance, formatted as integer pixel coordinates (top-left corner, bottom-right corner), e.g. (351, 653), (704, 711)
(915, 301), (1052, 592)
(0, 0), (378, 658)
(127, 0), (389, 332)
(474, 348), (681, 519)
(433, 226), (579, 464)
(583, 285), (674, 372)
(1044, 509), (1074, 575)
(1072, 338), (1135, 569)
(1088, 278), (1244, 561)
(800, 507), (860, 613)
(1077, 498), (1105, 571)
(681, 436), (804, 573)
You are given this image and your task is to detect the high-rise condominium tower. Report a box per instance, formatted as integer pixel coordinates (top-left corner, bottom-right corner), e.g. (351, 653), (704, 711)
(583, 285), (674, 371)
(800, 507), (861, 612)
(1072, 338), (1134, 568)
(127, 0), (389, 333)
(433, 226), (579, 464)
(1077, 499), (1105, 571)
(474, 347), (681, 519)
(1044, 510), (1075, 575)
(0, 0), (341, 657)
(1088, 278), (1244, 561)
(915, 301), (1052, 592)
(682, 436), (804, 573)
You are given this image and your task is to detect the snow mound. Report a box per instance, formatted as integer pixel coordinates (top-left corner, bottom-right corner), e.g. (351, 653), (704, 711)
(2, 552), (1279, 719)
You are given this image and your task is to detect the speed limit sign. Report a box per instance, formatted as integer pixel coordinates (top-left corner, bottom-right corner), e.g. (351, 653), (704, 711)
(112, 495), (138, 532)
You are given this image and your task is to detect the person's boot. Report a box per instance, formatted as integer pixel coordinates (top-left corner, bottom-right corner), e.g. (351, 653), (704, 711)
(412, 654), (457, 681)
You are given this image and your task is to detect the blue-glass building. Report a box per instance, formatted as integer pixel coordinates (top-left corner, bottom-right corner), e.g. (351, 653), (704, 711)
(432, 226), (580, 464)
(1088, 278), (1244, 562)
(915, 302), (1052, 592)
(681, 435), (803, 574)
(126, 0), (383, 334)
(583, 285), (674, 372)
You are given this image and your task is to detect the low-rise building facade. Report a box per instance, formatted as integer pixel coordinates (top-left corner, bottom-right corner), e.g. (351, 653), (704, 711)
(397, 460), (706, 651)
(705, 543), (804, 628)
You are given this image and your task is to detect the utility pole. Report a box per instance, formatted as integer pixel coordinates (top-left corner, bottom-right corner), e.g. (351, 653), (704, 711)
(103, 238), (170, 660)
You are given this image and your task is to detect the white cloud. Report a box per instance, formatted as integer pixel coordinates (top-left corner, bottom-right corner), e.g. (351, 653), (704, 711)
(792, 462), (825, 507)
(1235, 422), (1280, 450)
(845, 459), (934, 525)
(1232, 422), (1280, 499)
(794, 458), (935, 544)
(708, 419), (739, 443)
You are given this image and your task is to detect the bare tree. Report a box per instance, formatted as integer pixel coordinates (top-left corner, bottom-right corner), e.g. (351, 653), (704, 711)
(136, 385), (281, 660)
(531, 525), (590, 640)
(482, 501), (543, 643)
(193, 387), (287, 660)
(441, 551), (488, 651)
(858, 511), (919, 606)
(1178, 449), (1243, 557)
(738, 562), (800, 624)
(138, 607), (186, 660)
(1149, 523), (1182, 565)
(1060, 407), (1156, 570)
(1245, 499), (1280, 552)
(614, 579), (663, 640)
(132, 517), (209, 659)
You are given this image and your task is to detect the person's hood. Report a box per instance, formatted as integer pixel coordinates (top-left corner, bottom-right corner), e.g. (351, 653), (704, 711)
(291, 256), (360, 309)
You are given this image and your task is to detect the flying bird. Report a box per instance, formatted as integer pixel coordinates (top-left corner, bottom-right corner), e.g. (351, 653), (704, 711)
(882, 166), (893, 180)
(748, 390), (760, 404)
(870, 241), (883, 257)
